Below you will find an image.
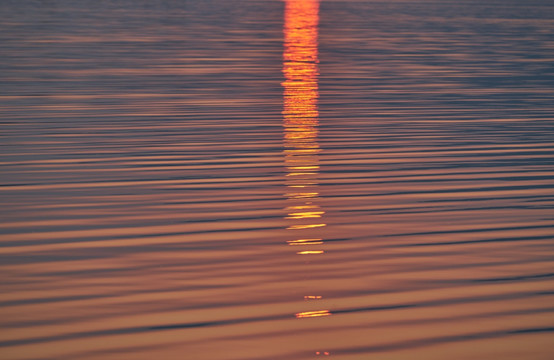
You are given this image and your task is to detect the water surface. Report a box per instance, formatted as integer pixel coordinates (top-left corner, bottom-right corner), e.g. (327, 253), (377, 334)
(1, 0), (554, 359)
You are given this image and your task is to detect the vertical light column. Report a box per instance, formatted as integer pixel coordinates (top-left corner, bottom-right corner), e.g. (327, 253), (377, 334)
(283, 0), (330, 323)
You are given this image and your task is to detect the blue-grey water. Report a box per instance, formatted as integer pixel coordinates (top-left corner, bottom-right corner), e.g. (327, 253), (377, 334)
(1, 0), (554, 359)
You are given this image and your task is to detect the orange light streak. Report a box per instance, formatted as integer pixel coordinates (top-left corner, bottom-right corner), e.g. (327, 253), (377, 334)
(287, 223), (326, 230)
(297, 250), (325, 255)
(286, 205), (320, 210)
(283, 0), (329, 320)
(295, 310), (331, 318)
(283, 0), (320, 188)
(286, 211), (324, 219)
(289, 166), (319, 170)
(287, 239), (323, 245)
(286, 172), (318, 177)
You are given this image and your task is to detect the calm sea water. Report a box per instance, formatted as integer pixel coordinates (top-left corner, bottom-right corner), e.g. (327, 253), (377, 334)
(1, 0), (554, 359)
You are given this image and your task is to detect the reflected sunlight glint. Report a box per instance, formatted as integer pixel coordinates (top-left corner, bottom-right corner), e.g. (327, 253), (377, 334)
(283, 0), (330, 325)
(297, 250), (325, 255)
(287, 224), (326, 230)
(287, 239), (324, 245)
(295, 310), (331, 319)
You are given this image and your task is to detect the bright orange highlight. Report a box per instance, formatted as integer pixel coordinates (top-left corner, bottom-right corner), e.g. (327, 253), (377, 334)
(286, 211), (324, 219)
(287, 223), (326, 230)
(283, 1), (327, 258)
(283, 0), (320, 191)
(290, 166), (319, 170)
(297, 250), (324, 255)
(286, 172), (318, 177)
(295, 310), (331, 318)
(287, 238), (323, 245)
(286, 205), (320, 210)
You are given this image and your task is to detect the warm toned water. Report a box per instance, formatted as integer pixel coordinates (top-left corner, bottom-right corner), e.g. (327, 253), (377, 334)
(1, 0), (554, 359)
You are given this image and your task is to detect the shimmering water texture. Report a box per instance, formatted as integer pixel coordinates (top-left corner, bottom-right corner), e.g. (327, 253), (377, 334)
(1, 0), (554, 359)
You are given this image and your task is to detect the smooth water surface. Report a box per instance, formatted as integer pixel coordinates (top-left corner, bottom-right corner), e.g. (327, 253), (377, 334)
(1, 0), (554, 359)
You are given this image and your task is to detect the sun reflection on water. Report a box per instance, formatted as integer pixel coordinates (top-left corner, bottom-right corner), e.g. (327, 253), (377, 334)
(283, 0), (323, 229)
(287, 239), (324, 245)
(295, 310), (331, 319)
(283, 0), (330, 327)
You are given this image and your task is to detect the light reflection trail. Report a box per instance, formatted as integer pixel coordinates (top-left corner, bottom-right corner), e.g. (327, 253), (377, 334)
(287, 239), (323, 245)
(283, 0), (331, 327)
(283, 0), (323, 235)
(287, 223), (326, 230)
(295, 310), (331, 319)
(297, 250), (325, 255)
